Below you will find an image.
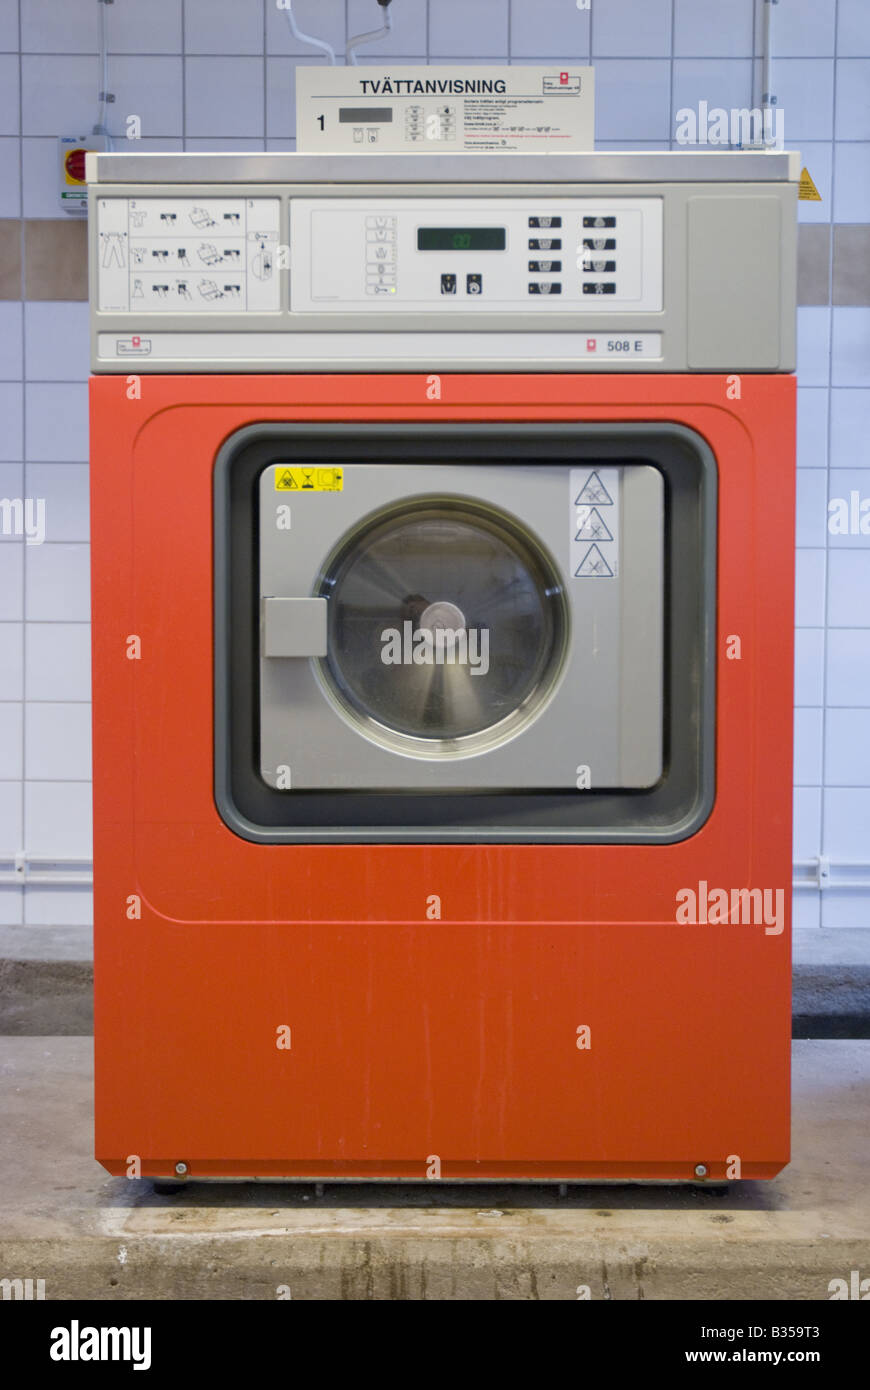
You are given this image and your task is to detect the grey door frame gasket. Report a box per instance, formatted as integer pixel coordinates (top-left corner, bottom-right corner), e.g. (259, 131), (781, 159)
(213, 421), (717, 844)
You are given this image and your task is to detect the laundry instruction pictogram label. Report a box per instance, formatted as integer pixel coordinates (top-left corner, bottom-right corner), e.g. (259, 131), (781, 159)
(96, 196), (280, 314)
(570, 467), (619, 578)
(274, 466), (344, 492)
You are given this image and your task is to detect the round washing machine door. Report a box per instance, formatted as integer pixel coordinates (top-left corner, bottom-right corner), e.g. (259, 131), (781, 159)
(316, 497), (569, 757)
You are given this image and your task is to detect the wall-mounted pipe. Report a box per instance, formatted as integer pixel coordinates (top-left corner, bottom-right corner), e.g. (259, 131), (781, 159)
(281, 0), (337, 65)
(748, 0), (777, 148)
(347, 0), (393, 65)
(93, 0), (114, 149)
(3, 856), (870, 893)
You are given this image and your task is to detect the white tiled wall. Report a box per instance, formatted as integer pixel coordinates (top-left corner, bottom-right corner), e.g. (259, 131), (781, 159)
(0, 0), (868, 931)
(793, 12), (870, 930)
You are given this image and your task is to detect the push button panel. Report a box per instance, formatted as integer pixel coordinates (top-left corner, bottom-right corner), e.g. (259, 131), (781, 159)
(365, 213), (398, 296)
(292, 196), (663, 313)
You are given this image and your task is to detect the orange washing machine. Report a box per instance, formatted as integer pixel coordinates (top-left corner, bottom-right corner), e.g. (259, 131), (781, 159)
(88, 151), (797, 1183)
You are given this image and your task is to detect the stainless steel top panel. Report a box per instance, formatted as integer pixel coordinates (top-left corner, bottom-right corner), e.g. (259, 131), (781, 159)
(87, 150), (801, 186)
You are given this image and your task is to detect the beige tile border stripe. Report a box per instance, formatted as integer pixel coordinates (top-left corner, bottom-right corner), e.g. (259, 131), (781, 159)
(0, 219), (867, 307)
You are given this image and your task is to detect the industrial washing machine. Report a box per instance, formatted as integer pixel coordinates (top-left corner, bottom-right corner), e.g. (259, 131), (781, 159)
(88, 151), (797, 1182)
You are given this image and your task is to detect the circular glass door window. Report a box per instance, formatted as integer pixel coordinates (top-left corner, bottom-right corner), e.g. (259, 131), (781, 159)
(316, 497), (568, 756)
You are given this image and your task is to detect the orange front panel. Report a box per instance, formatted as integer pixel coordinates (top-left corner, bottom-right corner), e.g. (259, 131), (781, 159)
(90, 373), (794, 1181)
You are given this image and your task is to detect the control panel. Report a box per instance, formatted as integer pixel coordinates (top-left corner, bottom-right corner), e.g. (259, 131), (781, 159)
(97, 197), (281, 313)
(88, 152), (797, 373)
(289, 197), (662, 313)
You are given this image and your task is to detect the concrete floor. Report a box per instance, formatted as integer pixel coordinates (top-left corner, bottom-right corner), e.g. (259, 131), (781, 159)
(0, 1037), (867, 1300)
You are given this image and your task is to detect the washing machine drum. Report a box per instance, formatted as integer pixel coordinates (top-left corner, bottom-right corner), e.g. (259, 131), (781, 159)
(318, 499), (568, 750)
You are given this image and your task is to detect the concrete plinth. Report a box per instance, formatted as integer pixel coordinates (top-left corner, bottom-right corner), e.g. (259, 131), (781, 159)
(0, 1038), (867, 1300)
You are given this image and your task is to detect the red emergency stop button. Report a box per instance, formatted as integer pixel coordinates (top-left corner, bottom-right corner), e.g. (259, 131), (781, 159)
(65, 148), (87, 184)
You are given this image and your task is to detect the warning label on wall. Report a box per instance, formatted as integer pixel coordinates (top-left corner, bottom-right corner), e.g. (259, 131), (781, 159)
(798, 167), (822, 202)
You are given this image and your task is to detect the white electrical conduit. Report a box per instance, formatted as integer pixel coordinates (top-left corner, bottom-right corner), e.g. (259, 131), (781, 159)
(761, 0), (774, 121)
(93, 0), (114, 148)
(281, 0), (337, 64)
(347, 1), (393, 64)
(749, 0), (775, 148)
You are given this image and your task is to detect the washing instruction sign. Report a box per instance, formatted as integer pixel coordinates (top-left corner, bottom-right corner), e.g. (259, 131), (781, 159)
(570, 468), (620, 578)
(296, 65), (594, 154)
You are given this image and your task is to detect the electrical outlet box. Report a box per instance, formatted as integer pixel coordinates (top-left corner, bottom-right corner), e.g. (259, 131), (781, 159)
(60, 134), (107, 215)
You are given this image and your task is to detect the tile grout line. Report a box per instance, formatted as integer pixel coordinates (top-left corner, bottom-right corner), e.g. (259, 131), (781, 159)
(818, 0), (841, 919)
(13, 51), (870, 58)
(17, 0), (24, 899)
(668, 0), (675, 152)
(12, 50), (870, 59)
(181, 0), (187, 153)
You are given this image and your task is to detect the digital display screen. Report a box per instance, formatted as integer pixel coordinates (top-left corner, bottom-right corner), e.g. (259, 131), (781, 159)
(417, 228), (507, 252)
(339, 107), (393, 123)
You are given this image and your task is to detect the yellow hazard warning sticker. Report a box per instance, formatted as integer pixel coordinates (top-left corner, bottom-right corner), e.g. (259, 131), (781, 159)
(274, 466), (344, 492)
(799, 167), (822, 202)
